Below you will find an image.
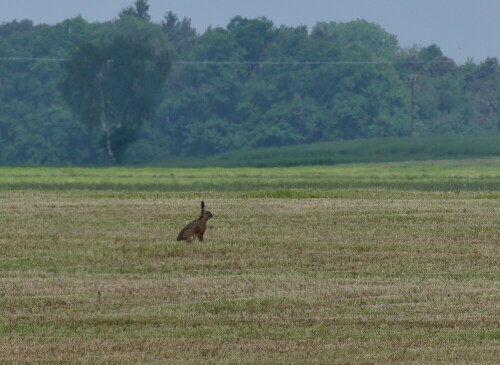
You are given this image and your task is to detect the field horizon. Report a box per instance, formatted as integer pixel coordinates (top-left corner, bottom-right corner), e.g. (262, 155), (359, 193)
(142, 134), (500, 168)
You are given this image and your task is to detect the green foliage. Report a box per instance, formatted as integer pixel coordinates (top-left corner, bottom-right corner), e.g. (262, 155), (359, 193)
(0, 18), (100, 165)
(119, 0), (151, 21)
(312, 20), (399, 57)
(150, 18), (498, 159)
(60, 16), (171, 163)
(227, 16), (275, 61)
(0, 3), (499, 165)
(161, 11), (197, 57)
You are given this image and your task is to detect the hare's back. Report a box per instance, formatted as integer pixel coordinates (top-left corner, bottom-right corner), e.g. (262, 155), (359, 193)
(177, 219), (198, 240)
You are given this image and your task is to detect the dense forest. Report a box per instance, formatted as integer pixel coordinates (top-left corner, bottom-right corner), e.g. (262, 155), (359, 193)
(0, 0), (498, 165)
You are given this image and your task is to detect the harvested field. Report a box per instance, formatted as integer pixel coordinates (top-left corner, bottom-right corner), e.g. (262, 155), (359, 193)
(0, 162), (499, 363)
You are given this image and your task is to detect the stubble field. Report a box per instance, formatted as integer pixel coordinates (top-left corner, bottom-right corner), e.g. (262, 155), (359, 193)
(0, 160), (499, 364)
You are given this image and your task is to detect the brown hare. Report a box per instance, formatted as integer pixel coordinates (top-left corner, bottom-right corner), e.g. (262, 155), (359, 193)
(177, 201), (213, 242)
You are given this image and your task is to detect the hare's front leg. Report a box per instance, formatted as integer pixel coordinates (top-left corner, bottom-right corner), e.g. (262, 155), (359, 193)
(197, 232), (204, 242)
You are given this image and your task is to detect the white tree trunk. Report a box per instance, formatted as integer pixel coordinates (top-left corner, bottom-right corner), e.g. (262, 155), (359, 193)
(97, 72), (114, 164)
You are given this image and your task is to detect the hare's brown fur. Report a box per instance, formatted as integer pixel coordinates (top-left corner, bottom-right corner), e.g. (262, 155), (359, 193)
(177, 201), (213, 242)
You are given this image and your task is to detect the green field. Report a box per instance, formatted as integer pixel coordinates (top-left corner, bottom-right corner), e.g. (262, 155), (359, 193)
(2, 157), (500, 192)
(0, 159), (499, 364)
(147, 134), (500, 168)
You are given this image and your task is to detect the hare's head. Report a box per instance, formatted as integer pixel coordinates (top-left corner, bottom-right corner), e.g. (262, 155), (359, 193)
(201, 210), (213, 220)
(200, 201), (213, 220)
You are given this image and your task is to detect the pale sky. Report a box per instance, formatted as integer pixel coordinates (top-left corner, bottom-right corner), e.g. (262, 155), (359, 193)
(1, 0), (499, 65)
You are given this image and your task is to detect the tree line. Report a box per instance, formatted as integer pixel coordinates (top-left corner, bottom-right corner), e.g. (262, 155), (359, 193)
(0, 0), (498, 165)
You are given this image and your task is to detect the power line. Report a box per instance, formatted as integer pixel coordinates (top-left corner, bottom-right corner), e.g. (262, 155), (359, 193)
(0, 56), (455, 65)
(0, 57), (70, 62)
(174, 60), (454, 65)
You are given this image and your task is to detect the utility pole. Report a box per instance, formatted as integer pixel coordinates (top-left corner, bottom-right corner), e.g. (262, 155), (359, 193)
(409, 75), (417, 137)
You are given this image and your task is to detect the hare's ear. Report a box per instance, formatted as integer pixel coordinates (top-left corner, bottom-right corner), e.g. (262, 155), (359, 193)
(201, 201), (205, 212)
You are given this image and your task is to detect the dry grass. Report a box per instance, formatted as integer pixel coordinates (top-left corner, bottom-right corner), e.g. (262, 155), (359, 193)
(0, 188), (499, 364)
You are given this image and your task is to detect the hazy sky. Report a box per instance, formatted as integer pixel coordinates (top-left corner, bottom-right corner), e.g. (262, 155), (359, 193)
(2, 0), (499, 64)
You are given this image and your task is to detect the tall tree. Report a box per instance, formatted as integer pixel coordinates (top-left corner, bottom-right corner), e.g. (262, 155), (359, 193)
(227, 16), (275, 62)
(61, 20), (170, 163)
(312, 20), (399, 58)
(464, 57), (499, 129)
(161, 11), (197, 57)
(120, 0), (151, 21)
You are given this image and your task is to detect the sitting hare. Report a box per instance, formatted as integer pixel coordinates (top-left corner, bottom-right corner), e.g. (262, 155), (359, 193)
(177, 201), (213, 242)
